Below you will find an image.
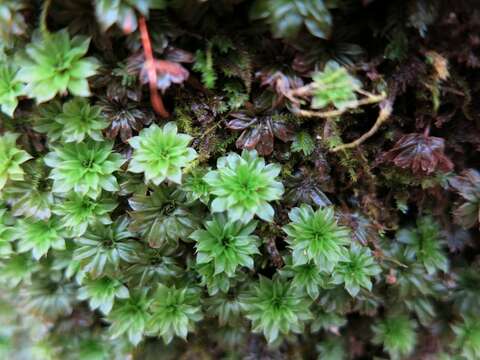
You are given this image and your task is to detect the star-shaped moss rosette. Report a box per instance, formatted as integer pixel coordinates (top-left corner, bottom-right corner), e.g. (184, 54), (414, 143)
(452, 316), (480, 360)
(250, 0), (333, 40)
(452, 267), (480, 314)
(195, 262), (235, 296)
(128, 185), (201, 249)
(205, 290), (244, 326)
(283, 204), (351, 272)
(19, 277), (77, 319)
(310, 309), (347, 333)
(311, 60), (361, 110)
(56, 98), (108, 143)
(182, 167), (212, 205)
(240, 276), (313, 344)
(372, 314), (417, 360)
(147, 284), (203, 344)
(190, 213), (261, 277)
(32, 100), (64, 143)
(382, 243), (443, 322)
(128, 122), (198, 185)
(78, 276), (129, 315)
(0, 254), (37, 287)
(107, 290), (152, 345)
(53, 193), (118, 237)
(14, 217), (68, 260)
(0, 132), (32, 190)
(316, 336), (347, 360)
(0, 61), (24, 117)
(16, 29), (99, 103)
(124, 247), (183, 287)
(396, 216), (448, 275)
(2, 159), (54, 220)
(98, 88), (155, 143)
(44, 140), (124, 199)
(73, 216), (141, 278)
(331, 243), (382, 297)
(204, 150), (284, 223)
(279, 257), (329, 300)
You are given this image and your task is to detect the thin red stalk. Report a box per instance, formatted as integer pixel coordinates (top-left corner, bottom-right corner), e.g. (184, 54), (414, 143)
(423, 124), (431, 137)
(138, 16), (169, 118)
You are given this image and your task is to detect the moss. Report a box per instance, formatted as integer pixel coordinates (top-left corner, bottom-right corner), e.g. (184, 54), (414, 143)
(0, 1), (477, 358)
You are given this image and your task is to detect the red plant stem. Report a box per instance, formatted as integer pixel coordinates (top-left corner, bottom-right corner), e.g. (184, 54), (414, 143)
(423, 124), (431, 137)
(138, 16), (169, 118)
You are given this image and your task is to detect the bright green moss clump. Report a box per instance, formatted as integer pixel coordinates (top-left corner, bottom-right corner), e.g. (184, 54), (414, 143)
(283, 205), (350, 271)
(0, 1), (477, 359)
(16, 29), (98, 103)
(44, 141), (124, 198)
(240, 276), (313, 343)
(128, 122), (198, 185)
(191, 214), (260, 276)
(372, 314), (417, 360)
(14, 217), (67, 259)
(204, 150), (284, 223)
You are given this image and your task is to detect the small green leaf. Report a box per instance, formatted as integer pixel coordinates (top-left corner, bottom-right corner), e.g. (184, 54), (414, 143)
(311, 61), (361, 110)
(291, 131), (315, 156)
(78, 276), (129, 314)
(0, 60), (24, 117)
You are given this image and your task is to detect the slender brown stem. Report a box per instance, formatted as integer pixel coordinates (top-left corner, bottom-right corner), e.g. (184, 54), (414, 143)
(200, 121), (221, 139)
(291, 92), (386, 119)
(138, 17), (169, 118)
(40, 0), (52, 37)
(285, 83), (316, 99)
(331, 100), (393, 152)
